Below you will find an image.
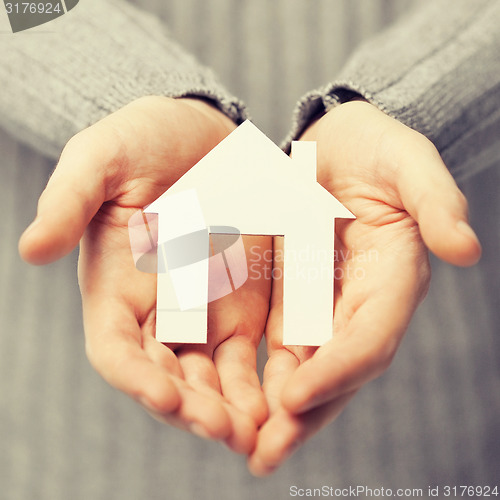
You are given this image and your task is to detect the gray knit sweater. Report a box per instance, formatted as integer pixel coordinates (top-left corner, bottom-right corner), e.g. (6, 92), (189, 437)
(1, 1), (499, 499)
(1, 0), (499, 176)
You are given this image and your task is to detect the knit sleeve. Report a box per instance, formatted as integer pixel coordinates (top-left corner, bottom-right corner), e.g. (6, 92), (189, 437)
(0, 0), (248, 159)
(285, 0), (500, 179)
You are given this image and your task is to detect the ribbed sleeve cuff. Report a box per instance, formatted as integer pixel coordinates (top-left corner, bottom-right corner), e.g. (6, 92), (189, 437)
(0, 0), (248, 159)
(284, 0), (500, 158)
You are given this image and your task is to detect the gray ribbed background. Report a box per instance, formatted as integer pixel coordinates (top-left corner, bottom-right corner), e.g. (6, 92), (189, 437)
(1, 2), (499, 499)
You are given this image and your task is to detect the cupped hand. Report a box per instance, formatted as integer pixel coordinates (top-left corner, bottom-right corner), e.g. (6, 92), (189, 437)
(248, 100), (481, 475)
(19, 97), (271, 453)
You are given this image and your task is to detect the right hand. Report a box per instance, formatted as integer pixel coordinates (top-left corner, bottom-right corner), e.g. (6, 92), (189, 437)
(19, 97), (271, 453)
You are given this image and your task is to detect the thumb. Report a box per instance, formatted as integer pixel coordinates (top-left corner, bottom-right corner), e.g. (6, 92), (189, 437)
(19, 124), (124, 265)
(394, 135), (481, 267)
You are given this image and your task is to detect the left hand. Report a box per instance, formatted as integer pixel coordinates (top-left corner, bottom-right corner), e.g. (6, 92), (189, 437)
(248, 100), (482, 475)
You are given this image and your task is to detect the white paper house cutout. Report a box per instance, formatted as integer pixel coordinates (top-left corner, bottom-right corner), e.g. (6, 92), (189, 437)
(145, 120), (354, 346)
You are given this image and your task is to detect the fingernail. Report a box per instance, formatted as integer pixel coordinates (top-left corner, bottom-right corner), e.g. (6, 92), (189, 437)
(189, 423), (212, 440)
(456, 220), (479, 242)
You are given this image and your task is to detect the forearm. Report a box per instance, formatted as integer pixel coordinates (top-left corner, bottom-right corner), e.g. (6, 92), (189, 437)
(0, 0), (247, 159)
(285, 0), (500, 178)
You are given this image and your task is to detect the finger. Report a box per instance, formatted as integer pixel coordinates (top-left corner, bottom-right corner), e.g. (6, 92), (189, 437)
(264, 236), (315, 361)
(142, 333), (236, 442)
(78, 215), (181, 412)
(263, 305), (316, 414)
(19, 122), (126, 265)
(214, 336), (268, 426)
(393, 131), (481, 266)
(143, 333), (240, 441)
(143, 331), (184, 379)
(128, 299), (233, 439)
(261, 235), (313, 414)
(262, 252), (298, 411)
(248, 392), (355, 477)
(176, 347), (224, 395)
(176, 347), (231, 434)
(84, 297), (235, 441)
(261, 348), (299, 413)
(262, 235), (315, 413)
(83, 297), (181, 415)
(150, 380), (233, 442)
(176, 347), (256, 452)
(210, 235), (272, 424)
(222, 404), (259, 455)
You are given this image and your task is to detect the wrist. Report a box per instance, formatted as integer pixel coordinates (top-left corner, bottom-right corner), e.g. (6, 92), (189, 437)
(299, 93), (371, 140)
(178, 96), (237, 132)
